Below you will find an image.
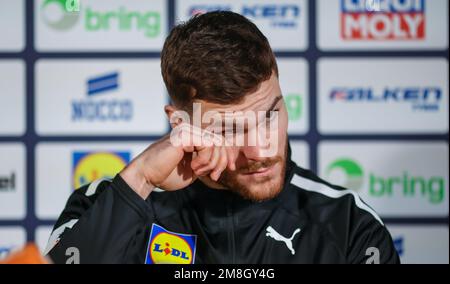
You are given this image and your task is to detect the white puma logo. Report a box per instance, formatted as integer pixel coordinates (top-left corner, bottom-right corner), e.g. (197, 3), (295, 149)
(266, 226), (301, 255)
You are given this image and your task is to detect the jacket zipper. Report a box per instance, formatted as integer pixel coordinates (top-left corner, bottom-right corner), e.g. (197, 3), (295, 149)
(227, 196), (236, 264)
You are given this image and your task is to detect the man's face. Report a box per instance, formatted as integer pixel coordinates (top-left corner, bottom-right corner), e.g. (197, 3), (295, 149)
(195, 73), (289, 201)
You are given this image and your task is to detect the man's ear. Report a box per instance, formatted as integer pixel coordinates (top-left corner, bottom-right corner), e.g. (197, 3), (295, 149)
(164, 105), (179, 129)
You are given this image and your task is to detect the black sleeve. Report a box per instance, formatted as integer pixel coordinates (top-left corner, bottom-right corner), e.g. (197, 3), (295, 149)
(46, 174), (155, 264)
(346, 207), (400, 264)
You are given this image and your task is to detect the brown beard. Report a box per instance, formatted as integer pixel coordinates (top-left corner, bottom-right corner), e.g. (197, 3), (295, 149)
(217, 145), (287, 202)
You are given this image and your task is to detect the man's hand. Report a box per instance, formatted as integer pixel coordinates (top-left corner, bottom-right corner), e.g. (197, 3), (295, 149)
(119, 125), (237, 200)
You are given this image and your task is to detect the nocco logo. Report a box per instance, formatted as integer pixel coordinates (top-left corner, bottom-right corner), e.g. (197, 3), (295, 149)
(188, 4), (300, 28)
(326, 158), (445, 204)
(0, 173), (15, 192)
(285, 94), (302, 121)
(330, 87), (442, 112)
(40, 0), (160, 38)
(71, 72), (134, 122)
(340, 0), (425, 40)
(72, 151), (130, 189)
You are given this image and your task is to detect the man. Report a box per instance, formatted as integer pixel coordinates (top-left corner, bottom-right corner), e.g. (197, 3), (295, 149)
(45, 11), (399, 264)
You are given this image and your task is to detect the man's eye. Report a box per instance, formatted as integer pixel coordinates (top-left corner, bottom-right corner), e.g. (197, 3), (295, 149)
(262, 109), (279, 129)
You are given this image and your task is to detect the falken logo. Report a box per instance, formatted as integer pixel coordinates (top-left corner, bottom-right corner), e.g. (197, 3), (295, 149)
(145, 224), (197, 264)
(341, 0), (425, 40)
(329, 87), (442, 112)
(188, 4), (300, 28)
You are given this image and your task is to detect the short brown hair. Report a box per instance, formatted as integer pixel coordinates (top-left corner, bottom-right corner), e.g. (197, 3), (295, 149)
(161, 11), (278, 108)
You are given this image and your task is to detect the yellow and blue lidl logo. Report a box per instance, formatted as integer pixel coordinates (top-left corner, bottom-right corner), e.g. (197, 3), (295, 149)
(145, 224), (197, 264)
(72, 151), (130, 189)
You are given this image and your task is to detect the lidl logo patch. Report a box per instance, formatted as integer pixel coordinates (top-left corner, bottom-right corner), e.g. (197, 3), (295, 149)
(72, 151), (130, 189)
(145, 224), (196, 264)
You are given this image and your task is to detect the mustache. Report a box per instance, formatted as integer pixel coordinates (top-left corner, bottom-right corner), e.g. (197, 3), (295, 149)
(238, 156), (282, 174)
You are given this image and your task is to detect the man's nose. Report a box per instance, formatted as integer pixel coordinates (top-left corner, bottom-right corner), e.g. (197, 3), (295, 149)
(241, 129), (273, 161)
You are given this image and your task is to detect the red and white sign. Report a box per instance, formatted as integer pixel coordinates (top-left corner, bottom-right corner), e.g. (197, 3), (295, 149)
(341, 0), (425, 40)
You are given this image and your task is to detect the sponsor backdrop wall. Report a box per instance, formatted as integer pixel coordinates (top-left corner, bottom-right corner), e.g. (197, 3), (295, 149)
(0, 0), (448, 263)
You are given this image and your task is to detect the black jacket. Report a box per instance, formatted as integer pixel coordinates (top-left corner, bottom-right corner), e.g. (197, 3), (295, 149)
(46, 150), (400, 264)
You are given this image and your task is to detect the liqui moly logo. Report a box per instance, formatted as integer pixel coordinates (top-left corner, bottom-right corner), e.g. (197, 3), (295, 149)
(341, 0), (425, 40)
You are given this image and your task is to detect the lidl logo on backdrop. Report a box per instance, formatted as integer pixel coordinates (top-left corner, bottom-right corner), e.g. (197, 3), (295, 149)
(326, 158), (445, 204)
(40, 0), (161, 38)
(72, 151), (130, 189)
(340, 0), (425, 40)
(329, 87), (443, 112)
(71, 71), (134, 122)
